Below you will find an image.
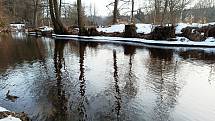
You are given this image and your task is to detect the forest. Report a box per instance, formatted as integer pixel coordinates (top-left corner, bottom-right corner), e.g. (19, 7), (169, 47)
(0, 0), (215, 29)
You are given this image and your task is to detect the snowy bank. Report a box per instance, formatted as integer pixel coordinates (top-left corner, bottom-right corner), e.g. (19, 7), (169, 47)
(97, 24), (153, 34)
(0, 116), (21, 121)
(176, 22), (215, 34)
(0, 107), (22, 121)
(97, 22), (215, 35)
(0, 107), (8, 112)
(55, 35), (215, 48)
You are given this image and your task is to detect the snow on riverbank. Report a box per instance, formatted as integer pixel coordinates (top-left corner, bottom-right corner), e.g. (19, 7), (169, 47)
(0, 116), (21, 121)
(55, 34), (215, 47)
(97, 23), (153, 34)
(0, 107), (21, 121)
(97, 22), (215, 35)
(97, 24), (125, 33)
(175, 22), (215, 34)
(0, 107), (8, 112)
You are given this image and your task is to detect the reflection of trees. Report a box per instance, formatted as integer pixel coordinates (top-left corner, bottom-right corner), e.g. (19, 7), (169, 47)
(0, 33), (46, 72)
(178, 50), (215, 64)
(146, 48), (180, 121)
(122, 45), (137, 99)
(77, 42), (88, 121)
(69, 40), (98, 57)
(113, 49), (121, 120)
(208, 64), (215, 84)
(148, 48), (173, 61)
(48, 40), (68, 121)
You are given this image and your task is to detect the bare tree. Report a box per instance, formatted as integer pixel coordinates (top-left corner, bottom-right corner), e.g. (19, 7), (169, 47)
(113, 0), (119, 24)
(59, 0), (62, 16)
(33, 0), (40, 28)
(151, 0), (191, 25)
(49, 0), (68, 34)
(77, 0), (84, 35)
(0, 1), (6, 27)
(131, 0), (135, 24)
(160, 0), (168, 25)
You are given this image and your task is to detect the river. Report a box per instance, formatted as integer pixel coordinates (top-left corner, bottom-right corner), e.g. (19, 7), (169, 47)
(0, 32), (215, 121)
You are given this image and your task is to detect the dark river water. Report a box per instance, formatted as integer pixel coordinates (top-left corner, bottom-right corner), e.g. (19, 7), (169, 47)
(0, 32), (215, 121)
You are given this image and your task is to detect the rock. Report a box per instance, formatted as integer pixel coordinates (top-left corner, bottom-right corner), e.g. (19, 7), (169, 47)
(206, 25), (215, 37)
(149, 26), (175, 40)
(181, 27), (206, 41)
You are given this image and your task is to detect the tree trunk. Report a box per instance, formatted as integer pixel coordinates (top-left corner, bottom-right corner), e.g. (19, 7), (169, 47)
(113, 0), (118, 24)
(131, 0), (135, 24)
(124, 24), (137, 38)
(160, 0), (168, 26)
(169, 0), (175, 26)
(49, 0), (69, 34)
(33, 0), (39, 28)
(59, 0), (62, 17)
(77, 0), (85, 35)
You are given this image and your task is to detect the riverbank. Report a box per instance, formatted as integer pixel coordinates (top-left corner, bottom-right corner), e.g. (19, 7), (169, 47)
(54, 34), (215, 47)
(26, 22), (215, 47)
(0, 107), (29, 121)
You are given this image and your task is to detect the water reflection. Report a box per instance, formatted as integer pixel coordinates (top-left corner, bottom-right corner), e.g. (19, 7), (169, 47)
(146, 48), (180, 121)
(148, 48), (173, 61)
(178, 50), (215, 64)
(50, 40), (68, 120)
(0, 33), (47, 72)
(11, 32), (27, 40)
(78, 42), (88, 121)
(1, 34), (215, 121)
(208, 64), (215, 84)
(113, 49), (121, 120)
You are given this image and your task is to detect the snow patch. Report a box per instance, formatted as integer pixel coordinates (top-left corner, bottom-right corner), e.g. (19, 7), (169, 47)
(97, 24), (153, 34)
(55, 34), (215, 47)
(136, 24), (153, 34)
(97, 24), (125, 33)
(0, 107), (22, 121)
(39, 26), (53, 32)
(0, 107), (9, 112)
(175, 23), (191, 34)
(176, 37), (190, 42)
(0, 116), (21, 121)
(205, 37), (215, 42)
(97, 22), (215, 35)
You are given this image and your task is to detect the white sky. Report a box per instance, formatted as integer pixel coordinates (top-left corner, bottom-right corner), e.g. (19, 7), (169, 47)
(65, 0), (113, 16)
(64, 0), (196, 16)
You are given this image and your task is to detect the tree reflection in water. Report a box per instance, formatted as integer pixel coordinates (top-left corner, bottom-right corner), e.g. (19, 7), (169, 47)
(113, 49), (122, 120)
(123, 45), (137, 99)
(208, 64), (215, 84)
(48, 40), (68, 121)
(147, 48), (181, 121)
(78, 42), (88, 121)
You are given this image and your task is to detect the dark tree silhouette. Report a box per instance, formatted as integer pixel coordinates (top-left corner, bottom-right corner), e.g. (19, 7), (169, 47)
(77, 0), (85, 35)
(113, 0), (119, 24)
(49, 0), (69, 34)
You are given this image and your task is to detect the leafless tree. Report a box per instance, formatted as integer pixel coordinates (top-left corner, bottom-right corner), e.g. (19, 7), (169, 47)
(32, 0), (41, 28)
(77, 0), (85, 35)
(49, 0), (68, 34)
(113, 0), (119, 24)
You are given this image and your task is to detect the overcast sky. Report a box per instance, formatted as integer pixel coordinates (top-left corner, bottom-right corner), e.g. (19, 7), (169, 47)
(64, 0), (196, 16)
(64, 0), (113, 16)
